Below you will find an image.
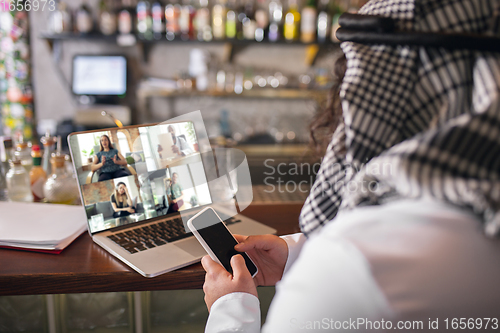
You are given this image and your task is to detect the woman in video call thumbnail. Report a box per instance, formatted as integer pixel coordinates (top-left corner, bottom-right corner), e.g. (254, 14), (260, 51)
(111, 182), (135, 218)
(91, 134), (130, 181)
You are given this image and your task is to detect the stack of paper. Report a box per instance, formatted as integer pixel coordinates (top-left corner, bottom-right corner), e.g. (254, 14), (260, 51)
(0, 201), (88, 253)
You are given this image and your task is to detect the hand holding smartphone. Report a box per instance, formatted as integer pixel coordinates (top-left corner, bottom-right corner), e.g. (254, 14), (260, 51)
(187, 207), (258, 277)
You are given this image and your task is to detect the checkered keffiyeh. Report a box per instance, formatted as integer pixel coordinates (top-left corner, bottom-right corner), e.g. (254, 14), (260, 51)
(300, 0), (500, 237)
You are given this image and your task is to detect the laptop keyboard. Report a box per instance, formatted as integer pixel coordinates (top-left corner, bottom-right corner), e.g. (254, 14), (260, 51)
(107, 216), (241, 254)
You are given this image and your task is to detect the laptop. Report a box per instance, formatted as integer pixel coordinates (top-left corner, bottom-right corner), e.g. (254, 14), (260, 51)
(68, 121), (276, 277)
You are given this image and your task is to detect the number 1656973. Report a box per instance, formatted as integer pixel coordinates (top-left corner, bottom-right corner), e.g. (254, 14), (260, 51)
(1, 0), (56, 12)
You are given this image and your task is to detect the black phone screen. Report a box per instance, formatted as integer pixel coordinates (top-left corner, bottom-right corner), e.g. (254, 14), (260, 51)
(192, 209), (257, 276)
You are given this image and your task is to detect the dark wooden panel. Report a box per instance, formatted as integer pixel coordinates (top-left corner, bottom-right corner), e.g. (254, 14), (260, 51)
(0, 203), (303, 296)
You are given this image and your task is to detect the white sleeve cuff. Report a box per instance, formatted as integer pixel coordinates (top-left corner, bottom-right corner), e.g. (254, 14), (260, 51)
(280, 233), (306, 275)
(205, 292), (261, 333)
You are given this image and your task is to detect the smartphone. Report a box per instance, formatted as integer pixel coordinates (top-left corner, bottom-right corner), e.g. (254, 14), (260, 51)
(187, 207), (258, 277)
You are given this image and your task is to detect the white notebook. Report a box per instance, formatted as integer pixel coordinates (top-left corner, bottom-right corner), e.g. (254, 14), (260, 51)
(0, 201), (87, 250)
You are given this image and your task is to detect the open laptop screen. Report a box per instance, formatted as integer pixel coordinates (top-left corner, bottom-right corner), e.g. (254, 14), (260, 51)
(69, 121), (212, 233)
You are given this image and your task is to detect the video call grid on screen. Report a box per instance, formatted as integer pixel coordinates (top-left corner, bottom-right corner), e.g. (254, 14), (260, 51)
(69, 121), (213, 233)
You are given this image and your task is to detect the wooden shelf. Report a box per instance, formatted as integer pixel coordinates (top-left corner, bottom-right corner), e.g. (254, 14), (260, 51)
(39, 32), (339, 64)
(137, 88), (328, 100)
(40, 32), (339, 46)
(136, 88), (328, 124)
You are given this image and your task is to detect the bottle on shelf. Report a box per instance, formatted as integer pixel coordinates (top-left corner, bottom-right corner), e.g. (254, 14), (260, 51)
(241, 0), (256, 40)
(300, 0), (316, 43)
(234, 70), (244, 94)
(254, 0), (268, 42)
(75, 0), (94, 34)
(180, 0), (196, 40)
(225, 69), (235, 93)
(137, 0), (153, 40)
(99, 0), (118, 35)
(216, 68), (226, 92)
(283, 0), (300, 42)
(189, 48), (209, 91)
(235, 0), (246, 40)
(194, 0), (212, 41)
(118, 0), (136, 35)
(165, 0), (182, 40)
(49, 2), (72, 34)
(225, 0), (237, 39)
(6, 159), (33, 202)
(268, 0), (283, 42)
(243, 67), (254, 90)
(316, 0), (330, 43)
(212, 0), (226, 40)
(29, 145), (47, 203)
(151, 1), (163, 39)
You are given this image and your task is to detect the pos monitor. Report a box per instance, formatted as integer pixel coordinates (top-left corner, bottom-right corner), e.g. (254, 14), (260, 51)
(72, 55), (127, 104)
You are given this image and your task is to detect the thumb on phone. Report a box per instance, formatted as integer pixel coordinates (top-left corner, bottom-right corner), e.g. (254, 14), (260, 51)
(231, 254), (251, 280)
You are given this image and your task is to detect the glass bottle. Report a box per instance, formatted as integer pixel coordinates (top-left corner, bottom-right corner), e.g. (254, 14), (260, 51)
(212, 0), (226, 40)
(151, 1), (163, 39)
(301, 0), (316, 43)
(49, 2), (72, 34)
(240, 0), (254, 40)
(225, 0), (237, 39)
(137, 0), (153, 40)
(0, 138), (13, 201)
(165, 0), (182, 40)
(6, 159), (33, 202)
(29, 145), (47, 202)
(179, 0), (195, 40)
(195, 0), (212, 41)
(283, 0), (300, 42)
(254, 0), (268, 42)
(43, 153), (79, 205)
(316, 0), (330, 43)
(119, 0), (135, 34)
(40, 132), (57, 176)
(268, 0), (283, 41)
(76, 0), (94, 34)
(14, 141), (32, 173)
(99, 0), (117, 35)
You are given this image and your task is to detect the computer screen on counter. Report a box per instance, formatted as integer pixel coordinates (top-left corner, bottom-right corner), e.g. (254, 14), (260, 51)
(72, 55), (127, 96)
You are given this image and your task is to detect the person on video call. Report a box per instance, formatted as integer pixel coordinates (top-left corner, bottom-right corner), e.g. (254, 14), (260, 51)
(166, 172), (184, 213)
(91, 134), (130, 181)
(201, 0), (500, 332)
(110, 182), (135, 218)
(157, 125), (194, 158)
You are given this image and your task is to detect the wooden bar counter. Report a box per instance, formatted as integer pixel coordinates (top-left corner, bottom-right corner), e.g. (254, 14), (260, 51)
(0, 203), (303, 296)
